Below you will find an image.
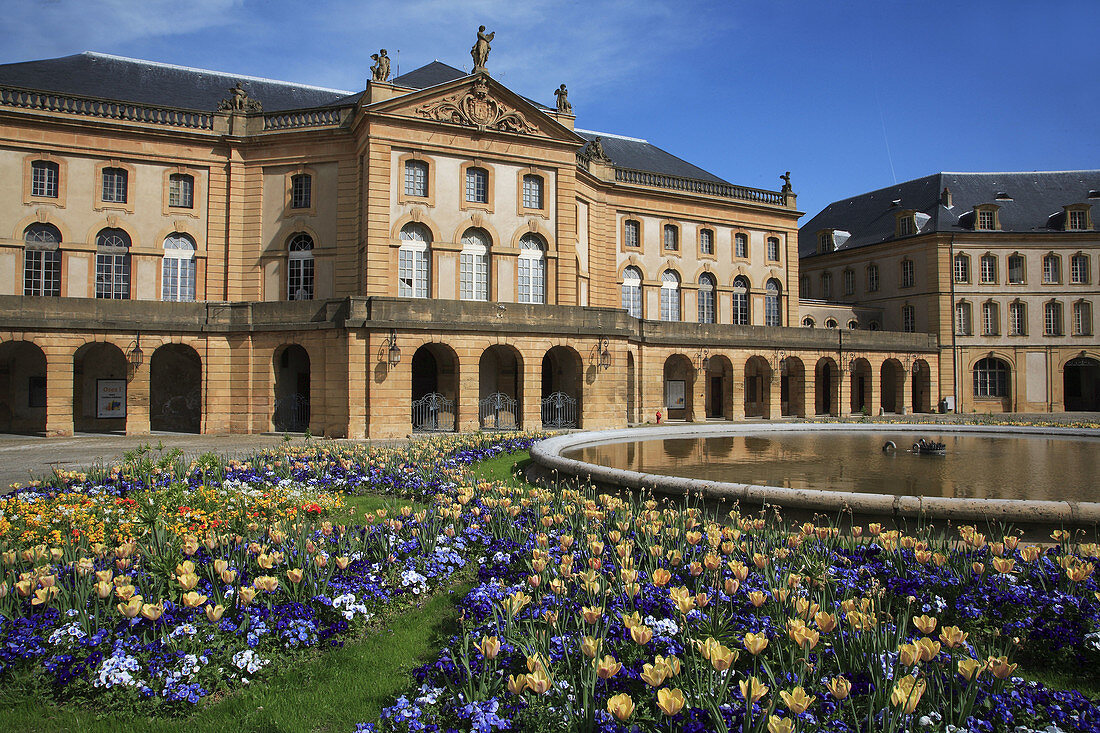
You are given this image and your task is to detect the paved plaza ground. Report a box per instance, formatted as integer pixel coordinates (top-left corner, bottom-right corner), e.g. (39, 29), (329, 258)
(0, 413), (1094, 493)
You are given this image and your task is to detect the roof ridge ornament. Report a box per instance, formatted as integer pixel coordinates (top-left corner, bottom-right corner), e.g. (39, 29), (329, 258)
(370, 50), (391, 82)
(471, 25), (495, 74)
(218, 82), (262, 113)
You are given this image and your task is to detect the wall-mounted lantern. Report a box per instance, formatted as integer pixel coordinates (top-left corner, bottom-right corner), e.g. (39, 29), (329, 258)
(127, 332), (144, 368)
(597, 337), (612, 370)
(385, 329), (401, 367)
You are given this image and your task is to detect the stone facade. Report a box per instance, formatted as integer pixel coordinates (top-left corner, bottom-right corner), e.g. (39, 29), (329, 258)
(0, 52), (939, 437)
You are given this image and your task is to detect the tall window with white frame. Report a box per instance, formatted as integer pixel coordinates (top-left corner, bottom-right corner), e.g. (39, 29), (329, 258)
(1044, 300), (1062, 336)
(101, 167), (128, 204)
(291, 174), (312, 209)
(1068, 209), (1088, 231)
(465, 167), (488, 204)
(697, 272), (716, 323)
(973, 357), (1009, 398)
(1071, 254), (1089, 284)
(522, 174), (543, 210)
(980, 254), (997, 284)
(404, 160), (428, 197)
(982, 301), (999, 336)
(517, 234), (546, 304)
(659, 270), (680, 321)
(1074, 301), (1092, 336)
(764, 280), (781, 326)
(459, 228), (490, 301)
(23, 224), (61, 297)
(732, 276), (750, 325)
(1043, 254), (1061, 284)
(734, 233), (748, 258)
(624, 219), (640, 248)
(287, 233), (314, 301)
(901, 259), (915, 288)
(1009, 301), (1026, 336)
(699, 228), (714, 256)
(955, 301), (971, 335)
(663, 224), (678, 252)
(169, 173), (194, 209)
(1007, 254), (1025, 284)
(843, 269), (854, 296)
(766, 237), (780, 262)
(398, 223), (431, 298)
(954, 253), (970, 283)
(977, 209), (996, 230)
(162, 233), (196, 301)
(31, 160), (59, 198)
(867, 263), (879, 292)
(621, 266), (642, 318)
(95, 228), (130, 299)
(902, 305), (915, 333)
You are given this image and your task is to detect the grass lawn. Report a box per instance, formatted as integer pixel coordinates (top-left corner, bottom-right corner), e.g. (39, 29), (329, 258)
(465, 449), (531, 486)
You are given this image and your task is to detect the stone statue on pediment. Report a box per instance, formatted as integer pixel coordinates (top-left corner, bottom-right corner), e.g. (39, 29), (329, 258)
(218, 82), (262, 113)
(555, 84), (572, 114)
(371, 49), (391, 82)
(781, 171), (792, 193)
(584, 136), (611, 163)
(471, 25), (495, 71)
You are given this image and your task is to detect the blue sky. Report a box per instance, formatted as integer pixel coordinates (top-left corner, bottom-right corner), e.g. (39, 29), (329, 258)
(3, 0), (1097, 219)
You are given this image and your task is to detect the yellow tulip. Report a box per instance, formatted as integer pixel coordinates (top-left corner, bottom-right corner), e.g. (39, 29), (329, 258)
(177, 573), (199, 591)
(237, 586), (257, 606)
(939, 625), (969, 648)
(140, 601), (164, 621)
(748, 590), (768, 607)
(992, 557), (1016, 574)
(94, 569), (113, 583)
(117, 596), (143, 618)
(335, 556), (350, 570)
(205, 604), (225, 623)
(630, 624), (653, 645)
(656, 687), (685, 716)
(596, 655), (622, 679)
(253, 576), (279, 592)
(639, 663), (667, 687)
(890, 675), (926, 714)
(826, 676), (851, 700)
(15, 579), (34, 598)
(477, 635), (500, 660)
(651, 567), (671, 586)
(31, 586), (58, 606)
(220, 569), (238, 584)
(791, 626), (820, 651)
(580, 636), (601, 658)
(912, 614), (937, 634)
(1067, 562), (1095, 582)
(175, 560), (196, 576)
(286, 568), (304, 584)
(916, 637), (941, 662)
(987, 656), (1018, 679)
(957, 658), (983, 681)
(525, 668), (552, 694)
(1019, 545), (1041, 563)
(898, 642), (920, 667)
(607, 693), (635, 722)
(182, 591), (207, 608)
(779, 686), (814, 715)
(767, 715), (794, 733)
(507, 673), (527, 695)
(814, 611), (837, 633)
(740, 676), (769, 704)
(656, 655), (682, 676)
(710, 644), (738, 672)
(581, 605), (603, 624)
(213, 559), (229, 575)
(94, 580), (113, 599)
(743, 632), (769, 656)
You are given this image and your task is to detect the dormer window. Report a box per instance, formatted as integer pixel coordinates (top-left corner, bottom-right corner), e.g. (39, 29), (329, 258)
(896, 211), (917, 237)
(818, 230), (834, 254)
(975, 205), (999, 231)
(1065, 205), (1091, 231)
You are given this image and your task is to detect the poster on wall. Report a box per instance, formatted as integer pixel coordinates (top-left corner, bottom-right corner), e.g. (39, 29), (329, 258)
(665, 379), (686, 409)
(96, 379), (127, 419)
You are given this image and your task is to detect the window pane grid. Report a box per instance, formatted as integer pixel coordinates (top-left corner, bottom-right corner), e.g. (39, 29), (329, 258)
(767, 238), (780, 262)
(982, 302), (998, 335)
(697, 276), (715, 323)
(405, 161), (428, 197)
(699, 230), (713, 255)
(522, 175), (543, 209)
(732, 279), (749, 325)
(735, 234), (747, 258)
(1044, 302), (1062, 336)
(291, 175), (312, 209)
(903, 306), (915, 332)
(901, 260), (914, 288)
(460, 252), (488, 300)
(843, 270), (854, 296)
(868, 265), (879, 292)
(95, 254), (130, 299)
(32, 162), (58, 198)
(973, 359), (1009, 397)
(24, 250), (61, 297)
(1009, 303), (1026, 336)
(1071, 255), (1088, 284)
(954, 255), (969, 283)
(102, 168), (127, 203)
(764, 283), (780, 327)
(955, 303), (971, 335)
(663, 225), (678, 252)
(465, 168), (488, 203)
(1008, 256), (1025, 284)
(288, 258), (314, 300)
(1043, 256), (1060, 284)
(1074, 302), (1092, 335)
(169, 175), (194, 208)
(980, 256), (996, 283)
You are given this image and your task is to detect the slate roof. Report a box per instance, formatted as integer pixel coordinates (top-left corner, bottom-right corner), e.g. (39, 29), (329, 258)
(391, 61), (467, 90)
(799, 171), (1100, 259)
(0, 52), (354, 112)
(575, 129), (729, 184)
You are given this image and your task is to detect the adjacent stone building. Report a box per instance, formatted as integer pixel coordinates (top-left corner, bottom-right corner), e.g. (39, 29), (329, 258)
(0, 46), (937, 437)
(798, 172), (1100, 413)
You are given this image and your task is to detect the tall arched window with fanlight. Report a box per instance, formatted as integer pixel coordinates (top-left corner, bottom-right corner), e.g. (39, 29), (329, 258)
(732, 276), (750, 325)
(973, 357), (1010, 398)
(23, 223), (62, 297)
(460, 227), (490, 301)
(621, 266), (642, 317)
(95, 228), (131, 299)
(162, 233), (196, 301)
(287, 233), (314, 301)
(765, 279), (782, 326)
(659, 270), (680, 321)
(398, 223), (431, 298)
(517, 233), (546, 304)
(697, 272), (716, 323)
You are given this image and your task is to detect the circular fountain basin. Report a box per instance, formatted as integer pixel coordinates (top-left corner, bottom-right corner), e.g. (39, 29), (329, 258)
(531, 423), (1100, 530)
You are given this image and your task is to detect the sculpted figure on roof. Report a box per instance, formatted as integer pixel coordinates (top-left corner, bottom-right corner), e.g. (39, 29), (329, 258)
(471, 26), (495, 71)
(584, 136), (611, 163)
(554, 84), (572, 114)
(218, 82), (262, 113)
(371, 50), (391, 82)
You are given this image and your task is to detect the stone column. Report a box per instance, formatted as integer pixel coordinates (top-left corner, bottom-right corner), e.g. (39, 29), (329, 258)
(839, 367), (852, 416)
(730, 361), (746, 420)
(803, 372), (816, 418)
(767, 373), (782, 419)
(458, 348), (481, 432)
(691, 364), (707, 422)
(521, 358), (542, 431)
(866, 362), (880, 416)
(44, 343), (74, 437)
(898, 367), (911, 415)
(126, 359), (151, 435)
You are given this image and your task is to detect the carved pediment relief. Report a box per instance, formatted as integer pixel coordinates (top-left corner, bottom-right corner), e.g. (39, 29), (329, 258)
(414, 76), (538, 135)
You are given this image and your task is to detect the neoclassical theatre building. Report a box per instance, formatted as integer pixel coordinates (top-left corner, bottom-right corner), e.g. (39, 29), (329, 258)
(0, 42), (937, 438)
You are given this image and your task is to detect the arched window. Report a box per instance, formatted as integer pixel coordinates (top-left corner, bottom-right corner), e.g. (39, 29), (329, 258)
(23, 224), (61, 297)
(460, 228), (490, 301)
(901, 259), (915, 288)
(287, 233), (314, 301)
(398, 223), (431, 298)
(659, 270), (680, 321)
(162, 233), (196, 302)
(517, 234), (546, 304)
(31, 160), (59, 198)
(802, 317), (815, 328)
(980, 254), (997, 284)
(954, 253), (970, 283)
(1044, 300), (1063, 336)
(663, 224), (679, 252)
(825, 318), (838, 329)
(847, 320), (859, 330)
(1009, 301), (1026, 336)
(1043, 254), (1061, 284)
(465, 167), (489, 204)
(973, 357), (1009, 397)
(766, 237), (780, 262)
(621, 266), (642, 318)
(623, 219), (640, 248)
(101, 167), (127, 204)
(1074, 301), (1093, 336)
(982, 301), (999, 335)
(699, 228), (714, 256)
(732, 276), (750, 325)
(1071, 253), (1089, 284)
(764, 279), (781, 326)
(1007, 254), (1025, 284)
(955, 301), (971, 335)
(843, 269), (855, 296)
(95, 228), (131, 299)
(521, 175), (543, 210)
(697, 272), (716, 323)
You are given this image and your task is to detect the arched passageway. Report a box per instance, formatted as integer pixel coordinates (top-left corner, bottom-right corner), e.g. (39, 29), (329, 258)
(479, 345), (522, 429)
(0, 341), (47, 434)
(704, 355), (733, 420)
(1064, 357), (1100, 411)
(880, 359), (903, 414)
(542, 346), (582, 428)
(744, 356), (772, 418)
(73, 342), (128, 433)
(815, 358), (840, 416)
(850, 358), (872, 415)
(273, 345), (310, 432)
(150, 344), (202, 432)
(781, 357), (806, 417)
(662, 354), (695, 420)
(411, 343), (458, 432)
(912, 359), (932, 413)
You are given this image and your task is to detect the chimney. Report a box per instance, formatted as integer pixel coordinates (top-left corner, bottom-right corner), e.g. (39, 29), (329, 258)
(941, 187), (952, 208)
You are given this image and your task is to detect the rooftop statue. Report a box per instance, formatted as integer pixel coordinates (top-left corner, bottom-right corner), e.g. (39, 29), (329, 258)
(554, 84), (572, 114)
(471, 25), (495, 72)
(781, 171), (792, 193)
(584, 136), (611, 163)
(218, 82), (262, 113)
(370, 49), (391, 82)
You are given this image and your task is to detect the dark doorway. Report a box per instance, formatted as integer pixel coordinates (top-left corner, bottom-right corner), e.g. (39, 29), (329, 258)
(708, 376), (722, 418)
(0, 341), (48, 435)
(1064, 357), (1100, 411)
(150, 344), (202, 432)
(274, 345), (310, 432)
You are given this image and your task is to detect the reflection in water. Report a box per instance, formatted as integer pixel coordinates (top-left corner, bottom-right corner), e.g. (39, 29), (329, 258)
(565, 432), (1100, 502)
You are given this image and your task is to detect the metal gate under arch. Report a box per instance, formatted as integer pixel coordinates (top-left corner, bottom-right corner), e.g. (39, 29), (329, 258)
(273, 393), (309, 432)
(412, 392), (455, 432)
(541, 391), (577, 429)
(479, 392), (518, 430)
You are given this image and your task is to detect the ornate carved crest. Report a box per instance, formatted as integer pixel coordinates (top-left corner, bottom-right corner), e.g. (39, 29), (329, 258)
(415, 77), (538, 135)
